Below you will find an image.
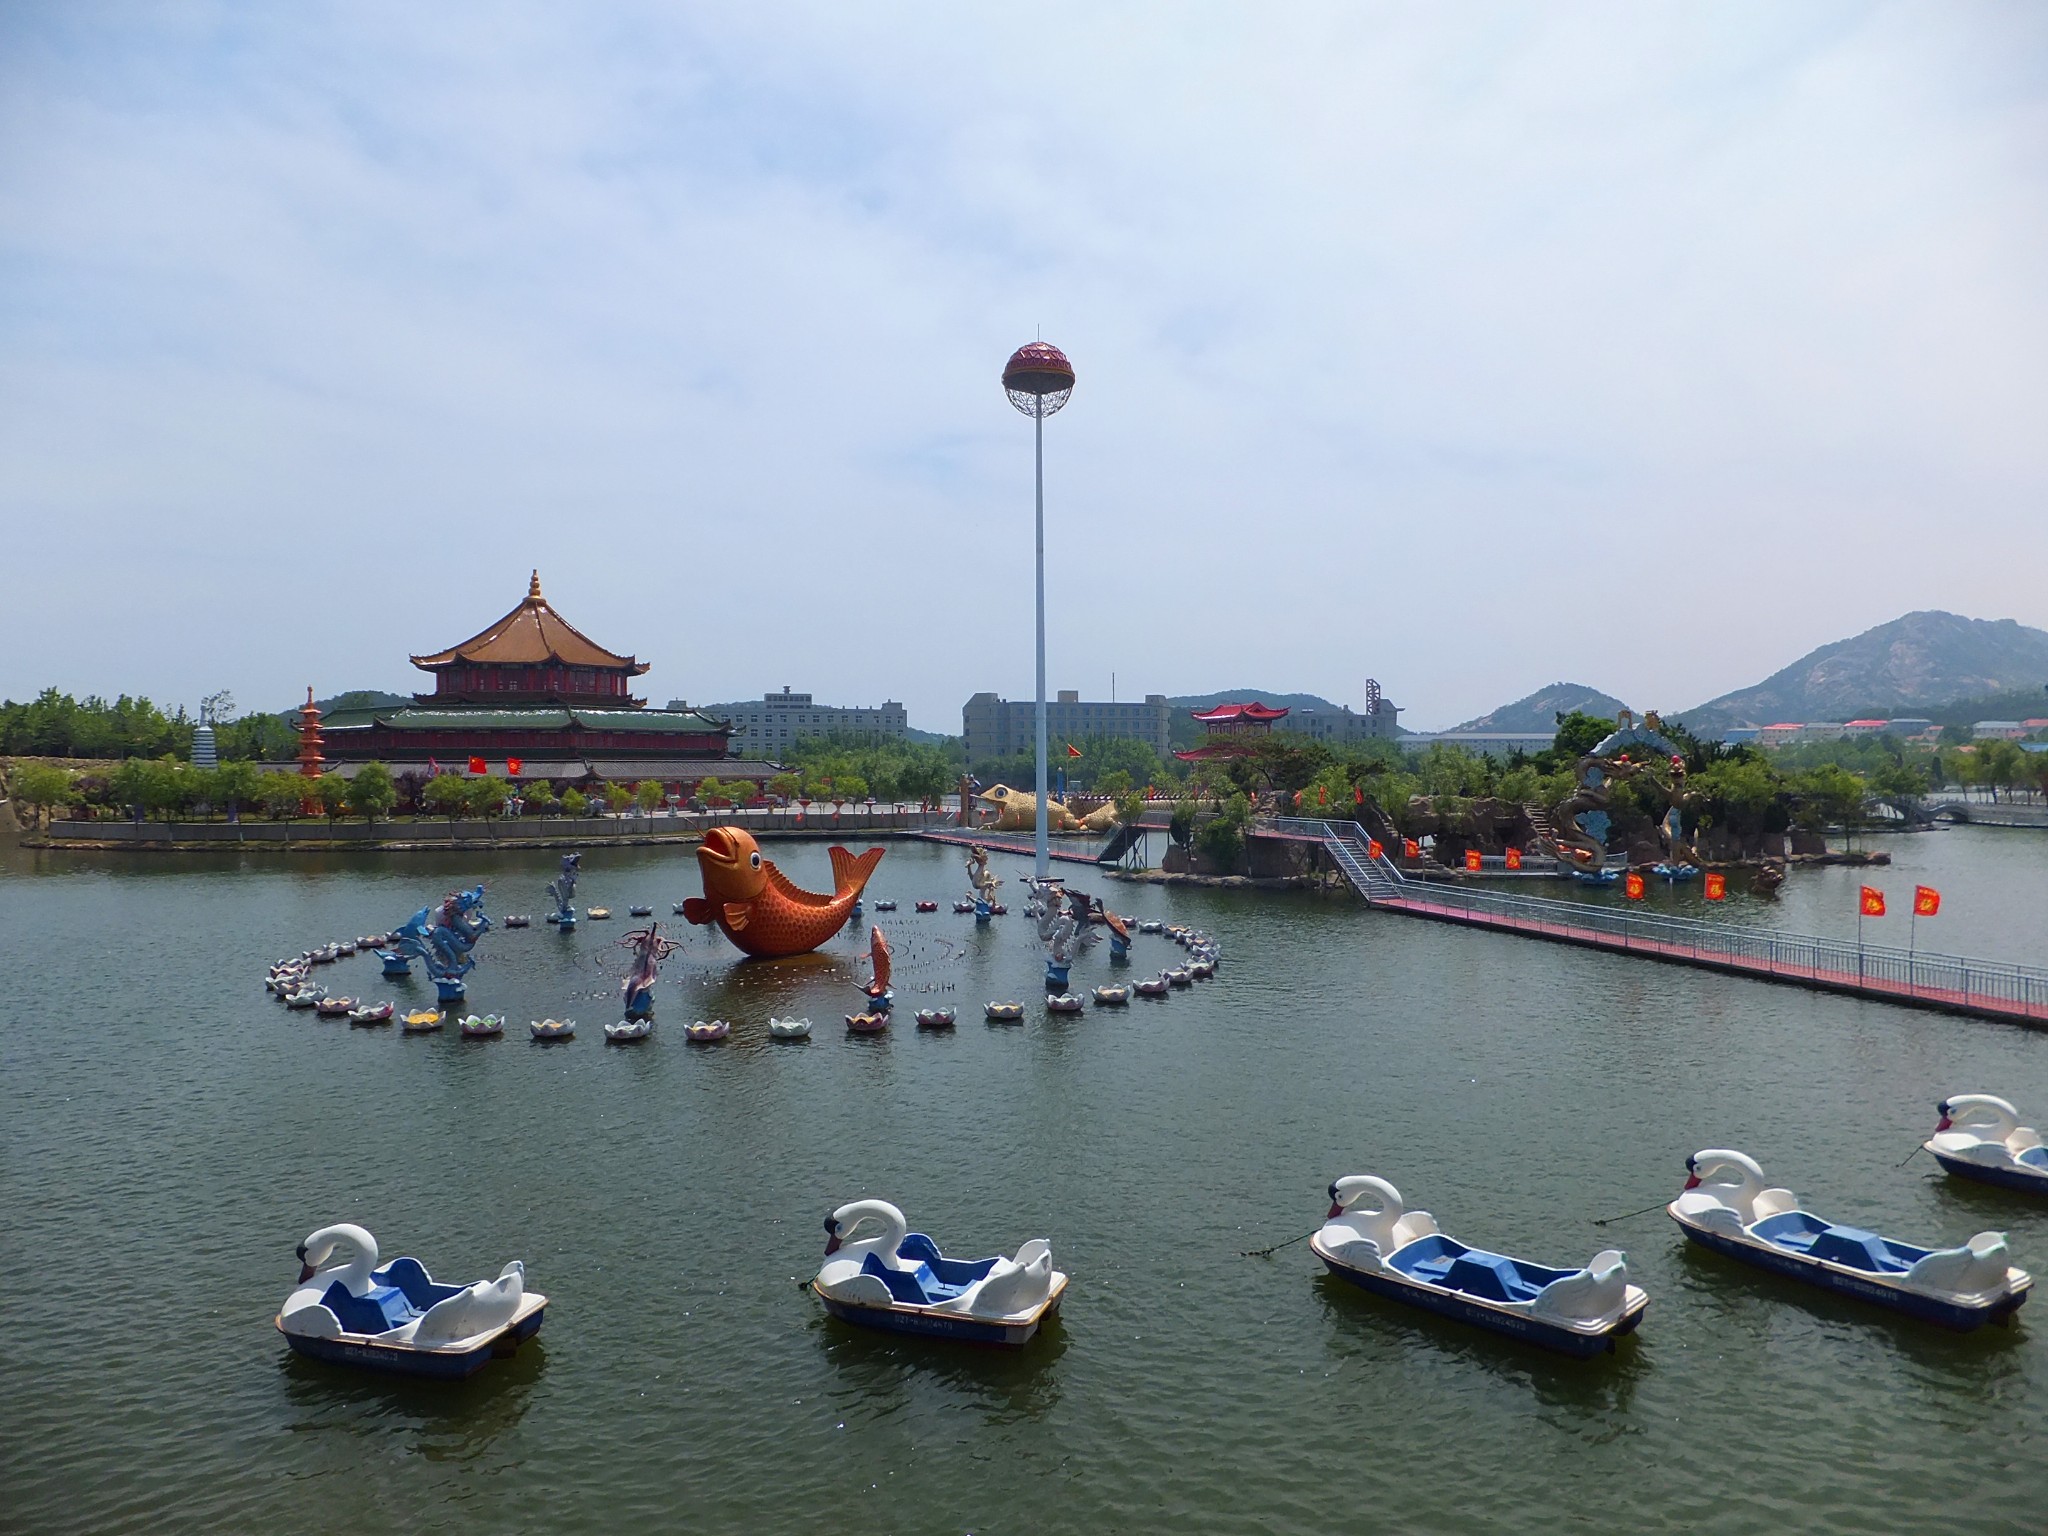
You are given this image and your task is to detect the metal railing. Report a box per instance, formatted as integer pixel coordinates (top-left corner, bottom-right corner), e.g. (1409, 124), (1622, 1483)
(1258, 816), (2048, 1019)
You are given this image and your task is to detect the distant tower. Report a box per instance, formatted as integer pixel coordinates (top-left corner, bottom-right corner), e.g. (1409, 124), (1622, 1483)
(297, 687), (326, 778)
(1002, 340), (1076, 881)
(191, 723), (218, 770)
(1364, 678), (1383, 716)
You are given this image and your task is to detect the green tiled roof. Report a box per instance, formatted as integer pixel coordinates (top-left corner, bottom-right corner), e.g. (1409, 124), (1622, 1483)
(322, 707), (729, 733)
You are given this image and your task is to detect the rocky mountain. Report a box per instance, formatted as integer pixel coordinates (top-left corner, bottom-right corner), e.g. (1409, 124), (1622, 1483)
(1451, 683), (1632, 734)
(1680, 612), (2048, 732)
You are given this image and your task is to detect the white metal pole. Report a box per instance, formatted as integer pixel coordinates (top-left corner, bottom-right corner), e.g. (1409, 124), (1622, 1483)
(1034, 398), (1049, 880)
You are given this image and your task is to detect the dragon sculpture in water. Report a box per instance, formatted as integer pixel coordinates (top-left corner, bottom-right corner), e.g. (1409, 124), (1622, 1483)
(1544, 710), (1683, 870)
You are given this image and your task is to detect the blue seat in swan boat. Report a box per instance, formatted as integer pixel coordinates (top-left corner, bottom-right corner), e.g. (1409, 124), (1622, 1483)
(316, 1258), (468, 1335)
(860, 1235), (1001, 1306)
(2018, 1147), (2048, 1171)
(1749, 1214), (1929, 1274)
(1386, 1235), (1574, 1303)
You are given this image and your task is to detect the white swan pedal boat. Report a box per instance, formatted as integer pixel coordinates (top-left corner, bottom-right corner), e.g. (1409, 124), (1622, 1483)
(277, 1223), (546, 1379)
(812, 1199), (1066, 1346)
(1669, 1150), (2031, 1330)
(1311, 1177), (1645, 1357)
(1924, 1096), (2048, 1195)
(769, 1016), (813, 1040)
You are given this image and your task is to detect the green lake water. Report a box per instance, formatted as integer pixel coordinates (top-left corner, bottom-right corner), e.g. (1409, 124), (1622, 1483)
(3, 828), (2045, 1533)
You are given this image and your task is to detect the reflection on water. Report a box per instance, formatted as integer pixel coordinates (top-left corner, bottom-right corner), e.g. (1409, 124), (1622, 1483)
(279, 1339), (548, 1460)
(4, 834), (2047, 1533)
(815, 1312), (1067, 1426)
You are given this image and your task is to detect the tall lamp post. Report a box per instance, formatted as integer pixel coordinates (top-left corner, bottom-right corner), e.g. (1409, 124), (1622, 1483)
(1002, 341), (1076, 882)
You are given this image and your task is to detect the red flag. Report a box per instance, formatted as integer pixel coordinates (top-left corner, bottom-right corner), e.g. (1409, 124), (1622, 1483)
(427, 756), (442, 776)
(1367, 839), (1384, 860)
(467, 756), (486, 776)
(1066, 743), (1082, 758)
(1505, 847), (1522, 871)
(1317, 784), (1327, 806)
(1860, 886), (1886, 917)
(1625, 871), (1646, 900)
(1403, 838), (1420, 859)
(1293, 790), (1303, 807)
(1353, 784), (1363, 805)
(506, 757), (524, 776)
(1913, 885), (1940, 917)
(1463, 849), (1482, 871)
(1704, 871), (1727, 900)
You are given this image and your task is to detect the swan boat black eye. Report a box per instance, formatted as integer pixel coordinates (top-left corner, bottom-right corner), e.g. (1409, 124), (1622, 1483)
(824, 1216), (838, 1235)
(1327, 1182), (1339, 1201)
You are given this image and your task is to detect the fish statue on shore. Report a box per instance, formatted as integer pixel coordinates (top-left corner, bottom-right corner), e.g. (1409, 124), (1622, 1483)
(681, 826), (886, 959)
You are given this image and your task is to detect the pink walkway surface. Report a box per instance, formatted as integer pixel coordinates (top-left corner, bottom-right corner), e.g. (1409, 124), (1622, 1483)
(916, 829), (1104, 866)
(1375, 892), (2048, 1028)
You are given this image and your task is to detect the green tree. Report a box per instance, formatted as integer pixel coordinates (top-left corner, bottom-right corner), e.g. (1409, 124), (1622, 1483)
(1550, 711), (1617, 763)
(834, 774), (868, 807)
(421, 773), (469, 822)
(769, 771), (803, 805)
(696, 776), (728, 809)
(464, 774), (510, 820)
(8, 761), (76, 824)
(257, 774), (311, 821)
(314, 773), (349, 822)
(523, 779), (558, 816)
(214, 759), (261, 819)
(604, 781), (633, 814)
(1169, 798), (1198, 851)
(346, 762), (397, 823)
(633, 780), (664, 815)
(1195, 791), (1251, 871)
(560, 786), (587, 817)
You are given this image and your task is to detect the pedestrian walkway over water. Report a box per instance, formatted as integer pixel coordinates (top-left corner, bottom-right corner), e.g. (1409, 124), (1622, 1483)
(1260, 816), (2048, 1030)
(914, 828), (1108, 866)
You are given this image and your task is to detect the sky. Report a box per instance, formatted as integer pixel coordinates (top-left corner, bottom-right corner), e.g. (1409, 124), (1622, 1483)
(3, 3), (2045, 732)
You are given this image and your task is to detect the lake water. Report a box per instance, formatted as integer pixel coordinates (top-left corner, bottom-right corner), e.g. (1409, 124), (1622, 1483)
(4, 828), (2047, 1533)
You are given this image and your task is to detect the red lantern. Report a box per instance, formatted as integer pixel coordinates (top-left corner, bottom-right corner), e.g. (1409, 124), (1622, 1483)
(1505, 847), (1522, 871)
(1403, 839), (1420, 859)
(1625, 871), (1646, 900)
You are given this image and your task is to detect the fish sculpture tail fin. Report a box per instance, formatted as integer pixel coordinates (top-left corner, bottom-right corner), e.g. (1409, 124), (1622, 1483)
(829, 846), (886, 899)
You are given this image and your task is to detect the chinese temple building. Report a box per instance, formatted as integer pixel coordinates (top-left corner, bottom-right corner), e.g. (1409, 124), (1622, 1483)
(313, 573), (782, 789)
(1173, 701), (1290, 762)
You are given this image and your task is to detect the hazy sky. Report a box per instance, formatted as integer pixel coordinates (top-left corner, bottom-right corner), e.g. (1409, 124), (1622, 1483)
(4, 3), (2044, 731)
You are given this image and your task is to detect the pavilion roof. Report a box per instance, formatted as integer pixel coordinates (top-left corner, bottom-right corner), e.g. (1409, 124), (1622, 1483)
(410, 571), (650, 674)
(1190, 701), (1290, 723)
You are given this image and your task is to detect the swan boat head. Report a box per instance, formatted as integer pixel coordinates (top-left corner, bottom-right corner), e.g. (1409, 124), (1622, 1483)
(1315, 1176), (1439, 1269)
(1674, 1149), (1800, 1232)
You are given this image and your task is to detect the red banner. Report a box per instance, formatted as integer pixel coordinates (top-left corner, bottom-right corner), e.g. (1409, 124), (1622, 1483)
(467, 756), (486, 776)
(1914, 885), (1941, 917)
(1860, 886), (1886, 917)
(506, 757), (523, 776)
(1704, 871), (1726, 900)
(1505, 847), (1522, 870)
(1367, 839), (1384, 860)
(1625, 871), (1646, 900)
(1317, 784), (1327, 806)
(1403, 839), (1420, 859)
(1354, 784), (1363, 805)
(1464, 849), (1482, 871)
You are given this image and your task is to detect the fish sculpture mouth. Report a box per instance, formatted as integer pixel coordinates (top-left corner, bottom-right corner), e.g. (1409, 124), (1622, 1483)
(697, 827), (766, 898)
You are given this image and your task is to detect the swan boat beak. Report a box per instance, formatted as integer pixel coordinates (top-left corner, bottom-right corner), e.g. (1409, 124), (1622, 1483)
(1682, 1173), (1701, 1190)
(1326, 1201), (1343, 1219)
(823, 1235), (841, 1255)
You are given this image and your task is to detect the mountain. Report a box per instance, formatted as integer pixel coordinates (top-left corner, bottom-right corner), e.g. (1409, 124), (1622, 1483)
(1450, 683), (1631, 734)
(1680, 612), (2048, 732)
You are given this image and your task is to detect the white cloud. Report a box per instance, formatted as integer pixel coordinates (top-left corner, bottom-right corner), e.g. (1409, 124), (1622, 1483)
(2, 0), (2043, 728)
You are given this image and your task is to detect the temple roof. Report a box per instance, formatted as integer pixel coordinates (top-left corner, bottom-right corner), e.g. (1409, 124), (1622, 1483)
(321, 706), (729, 733)
(1191, 701), (1290, 723)
(410, 572), (650, 675)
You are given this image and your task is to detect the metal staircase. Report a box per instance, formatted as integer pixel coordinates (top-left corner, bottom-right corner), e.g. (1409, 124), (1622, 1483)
(1257, 816), (1406, 901)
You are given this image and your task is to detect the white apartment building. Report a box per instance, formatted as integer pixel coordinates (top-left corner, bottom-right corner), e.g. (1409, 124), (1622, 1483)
(682, 688), (909, 750)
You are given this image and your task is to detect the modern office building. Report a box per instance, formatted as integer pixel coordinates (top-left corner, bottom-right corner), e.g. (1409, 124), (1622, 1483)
(1276, 700), (1402, 745)
(963, 690), (1173, 767)
(683, 688), (909, 750)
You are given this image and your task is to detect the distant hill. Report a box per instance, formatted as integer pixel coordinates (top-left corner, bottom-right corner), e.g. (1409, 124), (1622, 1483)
(1451, 683), (1631, 734)
(1679, 612), (2048, 733)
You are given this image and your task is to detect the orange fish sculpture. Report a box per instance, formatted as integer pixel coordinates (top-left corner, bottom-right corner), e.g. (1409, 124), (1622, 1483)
(863, 925), (892, 1000)
(681, 827), (886, 959)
